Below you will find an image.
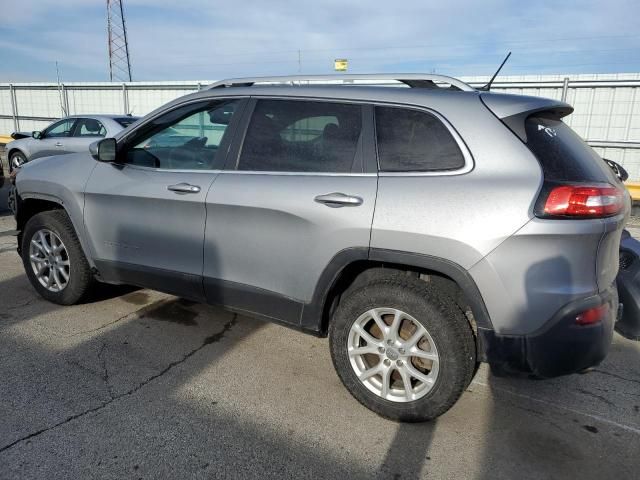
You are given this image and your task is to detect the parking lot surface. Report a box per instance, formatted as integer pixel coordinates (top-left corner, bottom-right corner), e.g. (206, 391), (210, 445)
(1, 208), (640, 479)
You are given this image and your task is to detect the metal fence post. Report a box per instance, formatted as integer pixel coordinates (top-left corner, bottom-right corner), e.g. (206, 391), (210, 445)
(561, 77), (570, 102)
(61, 83), (70, 116)
(605, 87), (617, 140)
(9, 84), (19, 132)
(122, 83), (129, 114)
(624, 87), (637, 141)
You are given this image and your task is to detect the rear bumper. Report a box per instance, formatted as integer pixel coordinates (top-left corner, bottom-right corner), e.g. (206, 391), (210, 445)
(478, 286), (617, 377)
(616, 234), (640, 340)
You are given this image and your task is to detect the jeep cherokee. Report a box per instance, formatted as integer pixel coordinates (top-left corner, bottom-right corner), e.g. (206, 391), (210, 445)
(11, 74), (629, 422)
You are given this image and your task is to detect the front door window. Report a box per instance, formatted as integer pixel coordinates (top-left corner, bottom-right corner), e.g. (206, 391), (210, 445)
(125, 100), (241, 170)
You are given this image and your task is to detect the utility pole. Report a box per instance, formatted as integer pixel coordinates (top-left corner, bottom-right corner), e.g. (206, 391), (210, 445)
(107, 0), (133, 82)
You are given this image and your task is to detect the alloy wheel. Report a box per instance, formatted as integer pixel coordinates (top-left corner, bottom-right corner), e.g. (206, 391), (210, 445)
(11, 153), (25, 171)
(347, 307), (439, 403)
(29, 229), (71, 292)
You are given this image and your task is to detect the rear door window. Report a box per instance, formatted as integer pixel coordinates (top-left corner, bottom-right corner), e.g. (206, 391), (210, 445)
(237, 100), (362, 173)
(73, 118), (106, 137)
(375, 106), (465, 172)
(525, 117), (615, 183)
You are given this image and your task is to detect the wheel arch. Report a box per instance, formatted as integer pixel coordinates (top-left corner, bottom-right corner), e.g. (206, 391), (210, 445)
(15, 195), (93, 269)
(301, 248), (493, 337)
(8, 147), (25, 158)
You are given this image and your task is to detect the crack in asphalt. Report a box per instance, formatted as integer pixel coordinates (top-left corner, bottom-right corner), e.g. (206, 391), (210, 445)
(472, 379), (640, 435)
(64, 313), (133, 338)
(5, 298), (37, 312)
(64, 358), (103, 379)
(64, 298), (173, 338)
(503, 396), (569, 433)
(97, 342), (115, 400)
(576, 388), (616, 407)
(593, 369), (640, 385)
(4, 298), (164, 332)
(594, 385), (640, 399)
(0, 314), (238, 455)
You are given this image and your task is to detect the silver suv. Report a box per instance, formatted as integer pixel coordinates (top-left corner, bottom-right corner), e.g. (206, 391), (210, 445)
(11, 74), (630, 422)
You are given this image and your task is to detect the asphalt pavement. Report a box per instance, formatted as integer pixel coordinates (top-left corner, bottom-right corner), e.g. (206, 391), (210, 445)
(0, 208), (639, 479)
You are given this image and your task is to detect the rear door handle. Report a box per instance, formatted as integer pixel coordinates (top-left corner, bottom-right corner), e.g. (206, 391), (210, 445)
(168, 183), (201, 194)
(314, 192), (363, 208)
(55, 142), (63, 147)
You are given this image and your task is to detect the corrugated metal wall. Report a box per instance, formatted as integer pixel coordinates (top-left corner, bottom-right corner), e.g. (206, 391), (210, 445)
(2, 74), (640, 178)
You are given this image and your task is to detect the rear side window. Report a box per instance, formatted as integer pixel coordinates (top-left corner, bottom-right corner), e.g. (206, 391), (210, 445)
(375, 106), (465, 172)
(525, 117), (613, 183)
(73, 118), (106, 137)
(238, 100), (362, 173)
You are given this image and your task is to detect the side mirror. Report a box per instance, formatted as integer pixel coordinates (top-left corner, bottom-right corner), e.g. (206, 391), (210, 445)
(32, 131), (42, 139)
(90, 138), (117, 162)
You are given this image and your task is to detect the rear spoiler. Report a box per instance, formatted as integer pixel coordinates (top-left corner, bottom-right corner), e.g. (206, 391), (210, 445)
(11, 131), (31, 140)
(480, 92), (573, 142)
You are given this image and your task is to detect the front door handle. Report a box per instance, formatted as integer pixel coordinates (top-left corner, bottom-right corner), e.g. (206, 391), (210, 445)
(168, 183), (201, 194)
(314, 192), (363, 208)
(55, 142), (63, 147)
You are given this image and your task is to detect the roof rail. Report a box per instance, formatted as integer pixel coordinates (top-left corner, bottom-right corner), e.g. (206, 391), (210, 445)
(206, 74), (475, 92)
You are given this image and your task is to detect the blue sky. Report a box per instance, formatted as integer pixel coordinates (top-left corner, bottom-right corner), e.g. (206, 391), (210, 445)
(1, 0), (640, 82)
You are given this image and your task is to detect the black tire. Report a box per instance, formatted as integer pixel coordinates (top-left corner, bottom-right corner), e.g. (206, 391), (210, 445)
(329, 273), (476, 422)
(9, 151), (26, 173)
(21, 210), (94, 305)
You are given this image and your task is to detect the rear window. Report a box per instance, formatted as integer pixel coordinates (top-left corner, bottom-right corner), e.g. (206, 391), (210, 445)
(375, 106), (465, 172)
(115, 117), (139, 128)
(525, 117), (613, 183)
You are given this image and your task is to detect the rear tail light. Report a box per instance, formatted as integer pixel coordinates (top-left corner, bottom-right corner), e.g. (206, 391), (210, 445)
(536, 183), (624, 219)
(575, 304), (609, 326)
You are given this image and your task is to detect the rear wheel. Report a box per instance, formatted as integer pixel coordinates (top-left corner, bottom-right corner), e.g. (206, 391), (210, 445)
(9, 151), (26, 173)
(329, 274), (476, 422)
(22, 210), (94, 305)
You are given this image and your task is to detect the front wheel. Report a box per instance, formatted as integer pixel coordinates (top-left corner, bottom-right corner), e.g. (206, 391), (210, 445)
(9, 151), (26, 173)
(22, 210), (94, 305)
(329, 274), (476, 422)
